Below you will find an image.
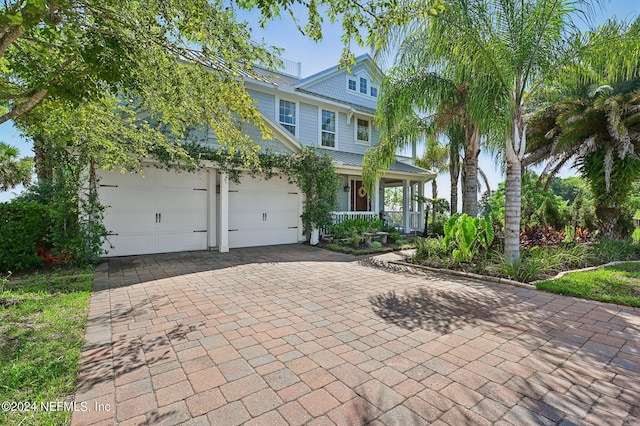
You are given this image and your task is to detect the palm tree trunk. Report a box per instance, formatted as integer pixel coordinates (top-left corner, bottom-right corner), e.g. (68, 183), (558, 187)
(504, 116), (526, 262)
(595, 206), (620, 238)
(462, 125), (480, 216)
(449, 150), (460, 215)
(431, 179), (438, 224)
(33, 134), (54, 180)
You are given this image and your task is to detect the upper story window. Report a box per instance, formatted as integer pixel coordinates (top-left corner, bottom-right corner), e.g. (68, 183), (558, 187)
(321, 110), (336, 148)
(356, 118), (370, 144)
(359, 77), (367, 94)
(347, 75), (378, 99)
(279, 100), (296, 135)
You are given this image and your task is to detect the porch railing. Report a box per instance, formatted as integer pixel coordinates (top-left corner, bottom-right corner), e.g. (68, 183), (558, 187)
(331, 211), (378, 224)
(410, 212), (422, 233)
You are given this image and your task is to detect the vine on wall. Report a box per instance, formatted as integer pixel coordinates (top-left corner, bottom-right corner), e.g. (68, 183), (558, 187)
(181, 143), (341, 239)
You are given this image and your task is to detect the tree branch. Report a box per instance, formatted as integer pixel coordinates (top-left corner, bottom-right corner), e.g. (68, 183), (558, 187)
(0, 88), (47, 125)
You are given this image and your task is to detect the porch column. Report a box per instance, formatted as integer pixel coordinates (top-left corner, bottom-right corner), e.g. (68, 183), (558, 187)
(373, 179), (380, 216)
(418, 181), (425, 234)
(218, 171), (229, 253)
(402, 179), (411, 233)
(208, 170), (217, 249)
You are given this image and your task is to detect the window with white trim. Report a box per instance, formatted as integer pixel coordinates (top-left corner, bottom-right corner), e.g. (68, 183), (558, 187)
(279, 99), (296, 135)
(359, 77), (367, 95)
(356, 118), (370, 144)
(348, 79), (357, 91)
(321, 110), (336, 148)
(370, 87), (378, 97)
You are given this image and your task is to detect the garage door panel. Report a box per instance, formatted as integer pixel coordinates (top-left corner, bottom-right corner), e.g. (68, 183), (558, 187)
(160, 211), (207, 232)
(100, 188), (156, 211)
(228, 211), (264, 231)
(98, 168), (208, 257)
(156, 189), (208, 211)
(264, 210), (298, 229)
(103, 234), (157, 257)
(156, 169), (207, 188)
(103, 212), (157, 234)
(229, 177), (296, 192)
(229, 228), (298, 248)
(157, 232), (207, 253)
(99, 169), (157, 187)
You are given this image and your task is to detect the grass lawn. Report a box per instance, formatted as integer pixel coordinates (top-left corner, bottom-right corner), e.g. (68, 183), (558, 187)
(0, 268), (93, 426)
(536, 262), (640, 307)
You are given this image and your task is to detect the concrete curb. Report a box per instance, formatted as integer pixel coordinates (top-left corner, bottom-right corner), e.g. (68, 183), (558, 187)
(386, 260), (536, 290)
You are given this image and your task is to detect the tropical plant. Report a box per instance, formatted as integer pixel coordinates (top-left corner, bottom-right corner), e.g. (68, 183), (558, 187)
(413, 236), (448, 262)
(368, 0), (603, 262)
(525, 18), (640, 238)
(366, 62), (491, 218)
(0, 142), (32, 191)
(443, 213), (494, 262)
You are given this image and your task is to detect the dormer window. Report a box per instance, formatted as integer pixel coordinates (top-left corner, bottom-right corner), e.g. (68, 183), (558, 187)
(359, 77), (367, 94)
(347, 75), (377, 98)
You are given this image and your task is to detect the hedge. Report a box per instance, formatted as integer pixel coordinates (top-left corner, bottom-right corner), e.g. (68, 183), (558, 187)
(0, 201), (52, 272)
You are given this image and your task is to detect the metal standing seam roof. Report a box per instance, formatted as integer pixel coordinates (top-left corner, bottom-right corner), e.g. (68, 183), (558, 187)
(317, 148), (434, 176)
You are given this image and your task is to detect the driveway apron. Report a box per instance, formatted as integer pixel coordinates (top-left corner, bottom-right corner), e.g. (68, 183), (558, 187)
(71, 245), (640, 425)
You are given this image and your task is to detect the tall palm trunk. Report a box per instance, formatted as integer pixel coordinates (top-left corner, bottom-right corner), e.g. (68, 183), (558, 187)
(449, 148), (460, 215)
(33, 134), (54, 180)
(595, 206), (620, 238)
(504, 115), (526, 262)
(462, 124), (481, 216)
(431, 179), (438, 223)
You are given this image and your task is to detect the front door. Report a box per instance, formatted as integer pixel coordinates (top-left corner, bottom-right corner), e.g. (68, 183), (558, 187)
(351, 180), (369, 211)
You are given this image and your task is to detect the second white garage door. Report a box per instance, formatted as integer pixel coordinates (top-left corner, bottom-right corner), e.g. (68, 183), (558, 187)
(228, 175), (301, 248)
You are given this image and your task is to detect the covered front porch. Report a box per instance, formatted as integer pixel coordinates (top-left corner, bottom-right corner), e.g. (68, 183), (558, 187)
(332, 176), (430, 234)
(316, 149), (435, 234)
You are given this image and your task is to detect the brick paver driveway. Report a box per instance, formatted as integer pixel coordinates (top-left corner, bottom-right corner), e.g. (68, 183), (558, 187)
(72, 245), (640, 425)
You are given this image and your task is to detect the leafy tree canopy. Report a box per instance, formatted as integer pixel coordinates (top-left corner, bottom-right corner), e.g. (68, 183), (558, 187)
(2, 0), (446, 172)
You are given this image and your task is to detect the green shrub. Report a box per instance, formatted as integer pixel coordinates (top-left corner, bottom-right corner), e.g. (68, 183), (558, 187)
(443, 213), (494, 262)
(370, 241), (383, 249)
(331, 217), (383, 239)
(632, 228), (640, 243)
(0, 201), (52, 272)
(592, 238), (640, 263)
(413, 237), (447, 261)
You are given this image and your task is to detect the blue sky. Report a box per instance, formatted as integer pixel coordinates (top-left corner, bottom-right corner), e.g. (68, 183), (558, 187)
(1, 0), (638, 202)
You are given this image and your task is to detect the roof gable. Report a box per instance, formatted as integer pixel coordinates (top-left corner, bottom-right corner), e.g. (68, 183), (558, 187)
(292, 54), (382, 90)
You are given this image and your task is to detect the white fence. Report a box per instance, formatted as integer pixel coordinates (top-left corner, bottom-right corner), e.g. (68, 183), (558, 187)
(331, 211), (379, 224)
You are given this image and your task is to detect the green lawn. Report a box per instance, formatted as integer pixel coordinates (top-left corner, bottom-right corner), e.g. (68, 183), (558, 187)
(536, 262), (640, 307)
(0, 268), (93, 426)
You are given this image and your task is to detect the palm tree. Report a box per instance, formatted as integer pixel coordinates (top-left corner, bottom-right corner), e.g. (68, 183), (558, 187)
(526, 81), (640, 236)
(386, 0), (606, 262)
(525, 17), (640, 237)
(416, 137), (449, 221)
(365, 62), (489, 217)
(0, 142), (33, 191)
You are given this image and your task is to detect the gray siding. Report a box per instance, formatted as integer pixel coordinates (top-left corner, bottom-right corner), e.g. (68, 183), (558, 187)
(301, 63), (379, 110)
(247, 89), (276, 120)
(299, 102), (318, 146)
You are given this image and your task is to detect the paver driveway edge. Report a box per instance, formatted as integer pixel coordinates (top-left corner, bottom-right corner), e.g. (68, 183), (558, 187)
(71, 246), (640, 425)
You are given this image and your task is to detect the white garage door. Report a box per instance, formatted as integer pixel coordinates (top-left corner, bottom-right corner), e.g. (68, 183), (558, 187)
(98, 168), (208, 257)
(228, 175), (300, 248)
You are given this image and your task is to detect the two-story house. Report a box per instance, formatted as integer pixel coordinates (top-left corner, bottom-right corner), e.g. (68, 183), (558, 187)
(97, 54), (434, 257)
